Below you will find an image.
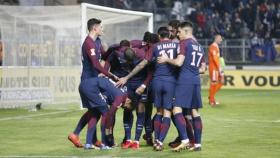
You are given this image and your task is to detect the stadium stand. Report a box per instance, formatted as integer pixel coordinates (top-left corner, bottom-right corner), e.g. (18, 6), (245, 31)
(77, 0), (280, 64)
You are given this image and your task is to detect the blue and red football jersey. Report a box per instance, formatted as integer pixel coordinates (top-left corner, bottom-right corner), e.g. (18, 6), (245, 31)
(81, 36), (110, 80)
(146, 40), (179, 82)
(177, 38), (205, 84)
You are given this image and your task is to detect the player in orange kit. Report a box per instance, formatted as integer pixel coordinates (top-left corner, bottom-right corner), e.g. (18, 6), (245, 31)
(208, 34), (224, 106)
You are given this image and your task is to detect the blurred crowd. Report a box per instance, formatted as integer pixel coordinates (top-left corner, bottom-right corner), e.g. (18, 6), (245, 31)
(2, 0), (280, 39)
(78, 0), (280, 40)
(79, 0), (280, 63)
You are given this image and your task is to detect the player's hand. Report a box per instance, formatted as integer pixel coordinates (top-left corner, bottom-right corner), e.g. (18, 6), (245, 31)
(116, 77), (128, 87)
(157, 52), (168, 64)
(219, 72), (225, 84)
(122, 98), (132, 110)
(136, 86), (145, 95)
(100, 60), (105, 67)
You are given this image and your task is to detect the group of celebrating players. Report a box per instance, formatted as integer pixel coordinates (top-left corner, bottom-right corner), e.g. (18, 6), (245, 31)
(67, 17), (218, 152)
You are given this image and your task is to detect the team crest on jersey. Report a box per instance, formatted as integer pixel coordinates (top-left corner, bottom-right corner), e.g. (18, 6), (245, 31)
(90, 49), (96, 56)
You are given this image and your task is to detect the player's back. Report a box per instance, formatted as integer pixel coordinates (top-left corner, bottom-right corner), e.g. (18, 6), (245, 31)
(81, 36), (103, 80)
(108, 47), (130, 78)
(151, 40), (179, 82)
(178, 38), (205, 84)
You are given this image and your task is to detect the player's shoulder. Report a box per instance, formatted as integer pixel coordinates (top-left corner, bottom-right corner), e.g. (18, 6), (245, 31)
(167, 40), (179, 46)
(208, 43), (218, 54)
(84, 36), (93, 43)
(179, 39), (187, 47)
(150, 42), (161, 51)
(209, 42), (218, 48)
(159, 40), (178, 46)
(84, 36), (96, 48)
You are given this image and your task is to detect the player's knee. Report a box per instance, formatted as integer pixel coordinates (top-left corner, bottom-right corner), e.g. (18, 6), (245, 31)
(163, 109), (171, 118)
(192, 109), (200, 117)
(185, 115), (192, 120)
(156, 107), (163, 115)
(172, 106), (182, 115)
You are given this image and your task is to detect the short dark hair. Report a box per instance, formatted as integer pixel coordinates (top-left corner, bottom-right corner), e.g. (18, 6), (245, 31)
(143, 32), (159, 44)
(179, 21), (193, 29)
(120, 40), (130, 47)
(168, 20), (180, 29)
(87, 18), (101, 31)
(214, 32), (222, 38)
(157, 27), (170, 38)
(149, 33), (160, 44)
(143, 31), (151, 43)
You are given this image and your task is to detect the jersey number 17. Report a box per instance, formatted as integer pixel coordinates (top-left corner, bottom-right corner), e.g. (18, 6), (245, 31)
(191, 51), (203, 67)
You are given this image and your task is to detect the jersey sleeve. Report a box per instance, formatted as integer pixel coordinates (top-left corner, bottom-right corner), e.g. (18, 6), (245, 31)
(104, 60), (111, 71)
(142, 64), (154, 86)
(179, 40), (187, 56)
(100, 44), (112, 60)
(85, 40), (112, 78)
(144, 45), (154, 62)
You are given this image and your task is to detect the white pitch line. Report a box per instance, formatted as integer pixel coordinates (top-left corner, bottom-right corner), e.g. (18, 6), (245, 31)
(0, 110), (77, 121)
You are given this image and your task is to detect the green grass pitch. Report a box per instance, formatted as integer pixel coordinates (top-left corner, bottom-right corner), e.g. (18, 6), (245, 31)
(0, 89), (279, 158)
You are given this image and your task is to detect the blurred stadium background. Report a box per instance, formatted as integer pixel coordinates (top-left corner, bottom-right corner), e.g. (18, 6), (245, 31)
(0, 0), (279, 157)
(0, 0), (279, 108)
